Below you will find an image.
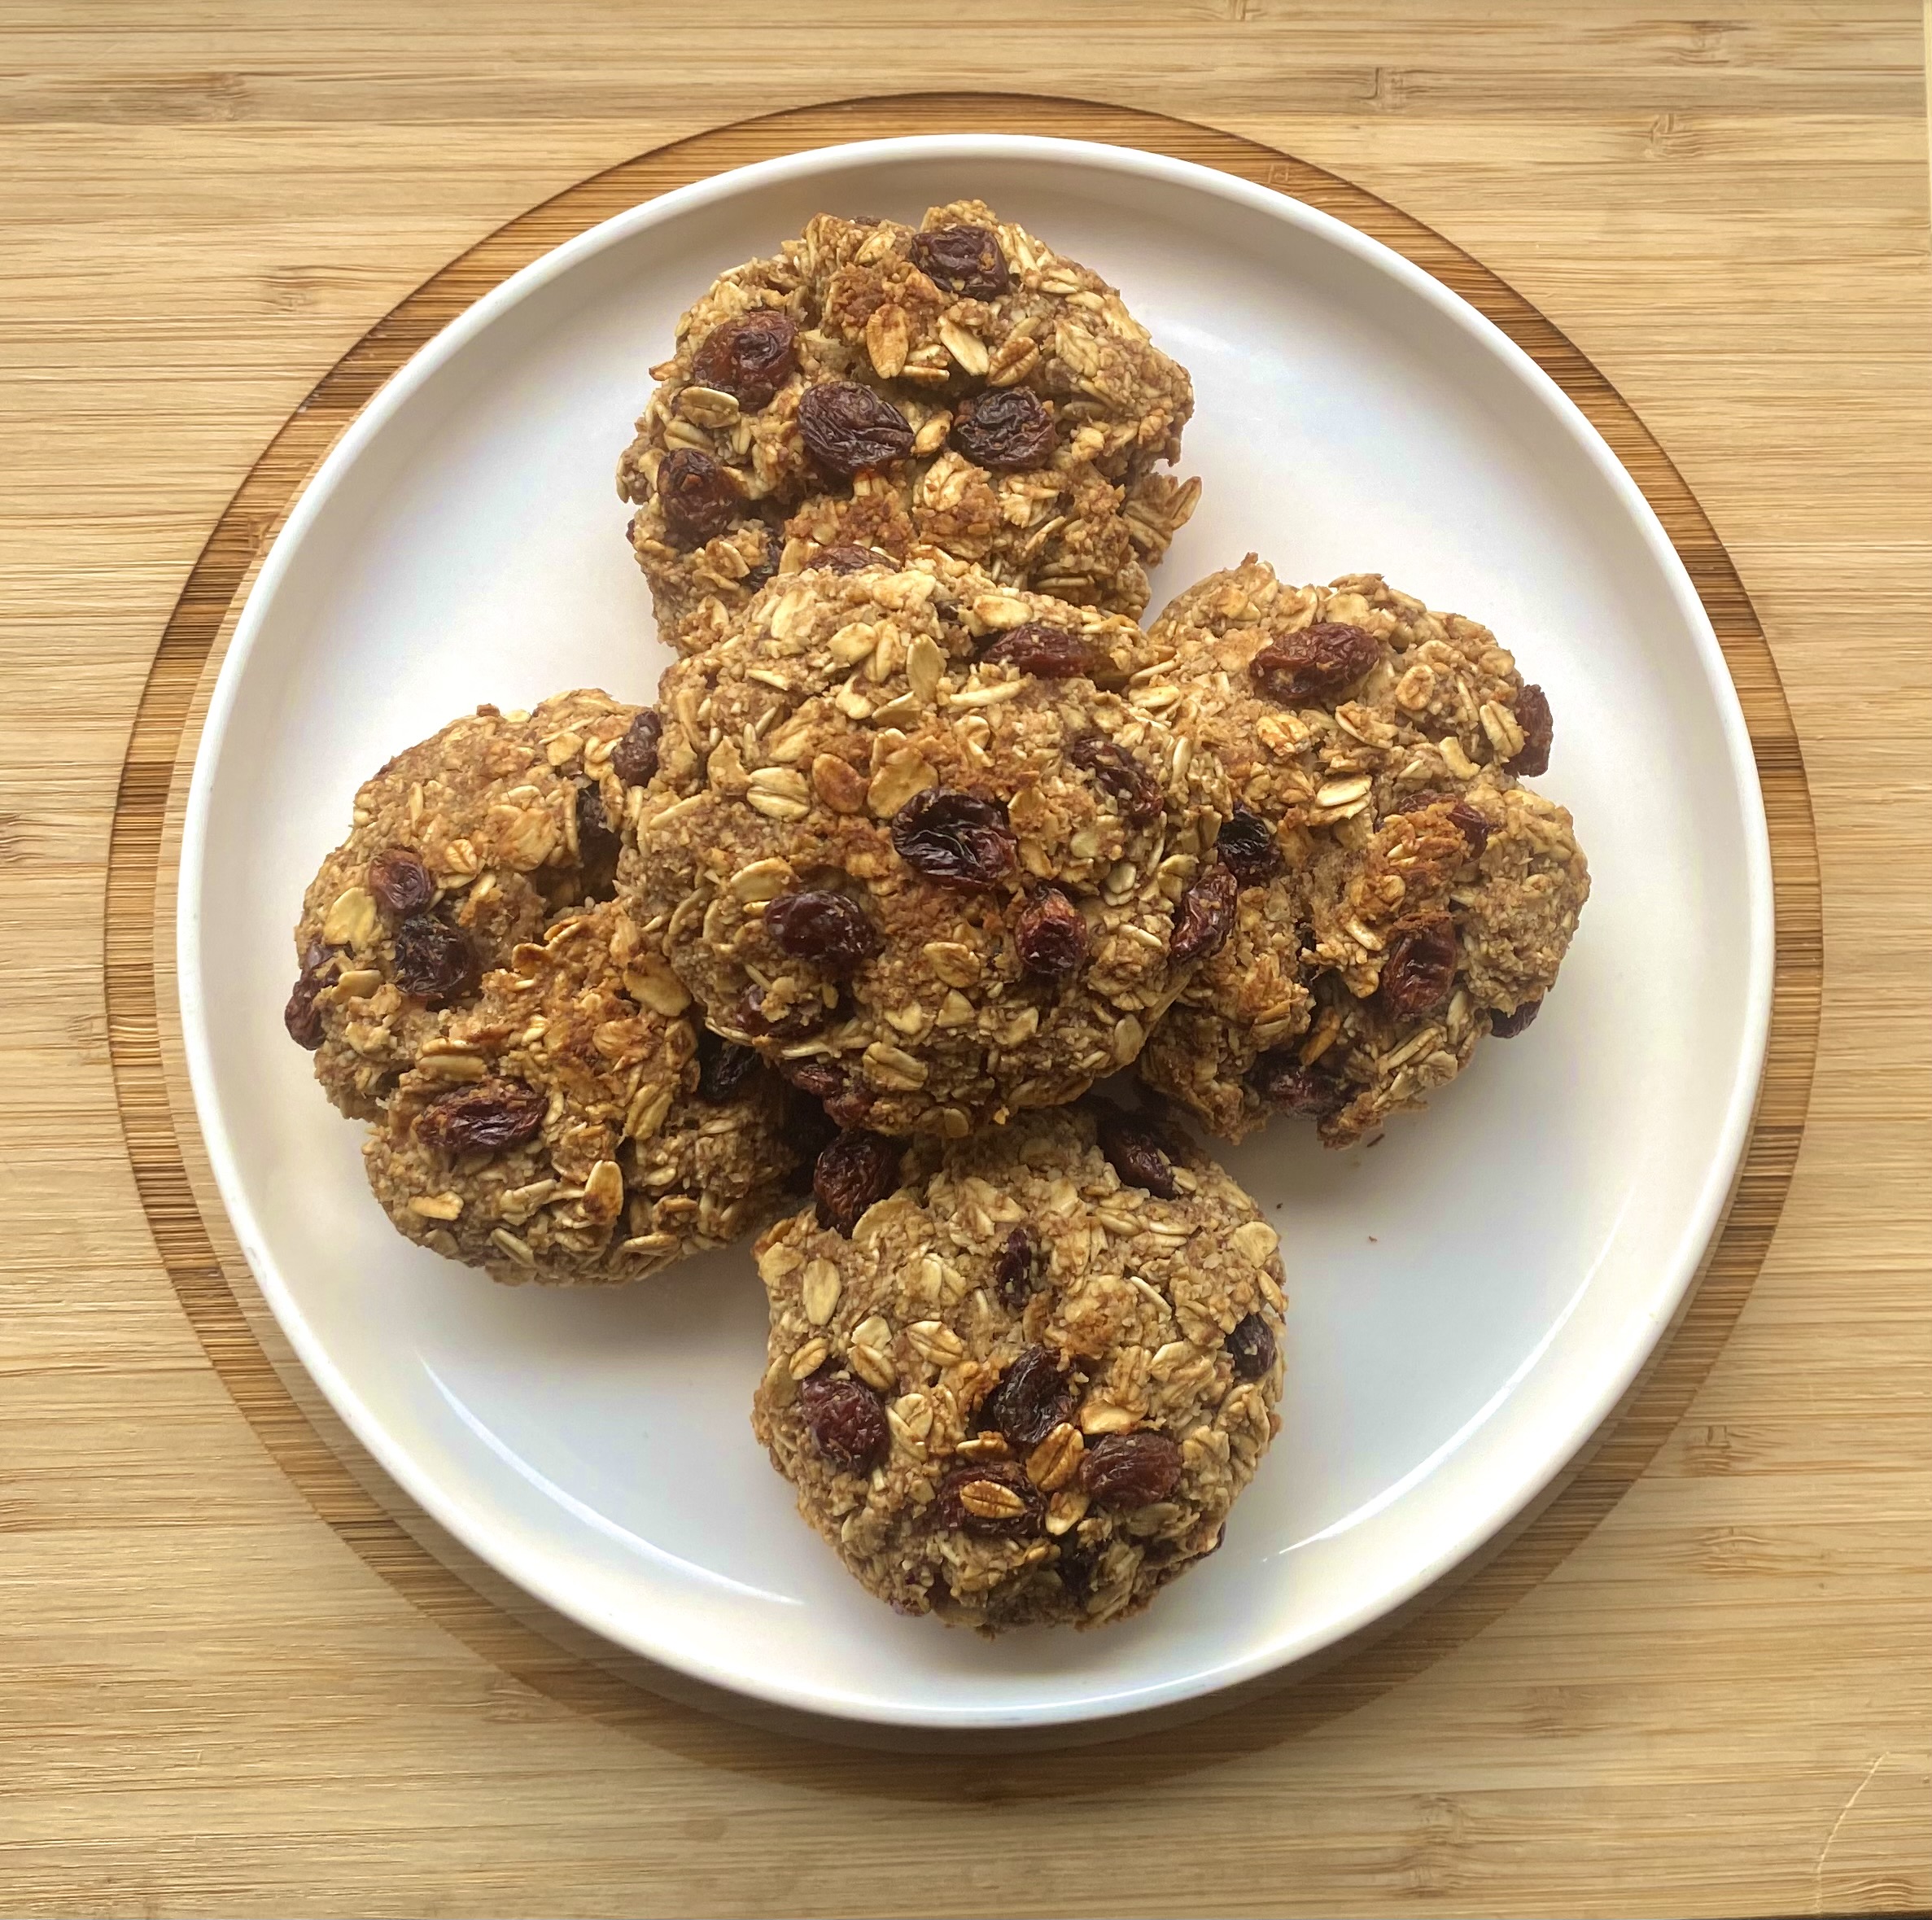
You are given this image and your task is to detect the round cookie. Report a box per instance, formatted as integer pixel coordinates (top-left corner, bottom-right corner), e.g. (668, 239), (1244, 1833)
(616, 199), (1200, 653)
(1134, 562), (1588, 1144)
(362, 897), (807, 1284)
(751, 1104), (1287, 1630)
(625, 556), (1229, 1137)
(285, 691), (662, 1117)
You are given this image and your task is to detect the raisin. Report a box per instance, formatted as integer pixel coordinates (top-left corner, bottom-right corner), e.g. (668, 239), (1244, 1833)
(981, 1345), (1074, 1451)
(934, 1461), (1042, 1535)
(798, 381), (915, 477)
(1447, 798), (1492, 854)
(812, 1129), (901, 1236)
(367, 847), (433, 918)
(980, 621), (1094, 679)
(1068, 733), (1164, 825)
(890, 787), (1016, 890)
(1379, 912), (1459, 1018)
(1214, 804), (1281, 886)
(740, 983), (828, 1041)
(1013, 886), (1089, 980)
(1227, 1313), (1278, 1381)
(780, 1056), (847, 1103)
(611, 710), (662, 788)
(781, 1091), (842, 1184)
(1079, 1431), (1183, 1507)
(1490, 999), (1542, 1039)
(821, 1080), (876, 1130)
(1169, 864), (1238, 967)
(764, 890), (881, 975)
(391, 914), (479, 1005)
(743, 528), (782, 593)
(780, 1056), (873, 1129)
(283, 945), (330, 1049)
(1055, 1537), (1104, 1600)
(1095, 1106), (1178, 1199)
(1508, 684), (1554, 776)
(575, 782), (621, 872)
(688, 310), (798, 410)
(695, 1030), (762, 1103)
(656, 448), (742, 545)
(811, 543), (878, 574)
(796, 1371), (888, 1474)
(910, 223), (1011, 300)
(994, 1226), (1038, 1309)
(951, 387), (1054, 470)
(1248, 620), (1379, 706)
(1249, 1051), (1340, 1117)
(414, 1077), (547, 1154)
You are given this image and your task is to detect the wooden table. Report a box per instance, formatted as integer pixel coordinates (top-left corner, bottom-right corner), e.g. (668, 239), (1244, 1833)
(3, 7), (1929, 1916)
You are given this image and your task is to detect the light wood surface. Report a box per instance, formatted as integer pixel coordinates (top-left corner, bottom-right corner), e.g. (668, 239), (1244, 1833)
(3, 9), (1930, 1918)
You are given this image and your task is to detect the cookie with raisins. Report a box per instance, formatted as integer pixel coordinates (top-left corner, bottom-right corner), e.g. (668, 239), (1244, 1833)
(624, 555), (1226, 1138)
(617, 199), (1200, 654)
(286, 691), (656, 1117)
(752, 1104), (1286, 1630)
(362, 898), (804, 1284)
(1134, 562), (1589, 1144)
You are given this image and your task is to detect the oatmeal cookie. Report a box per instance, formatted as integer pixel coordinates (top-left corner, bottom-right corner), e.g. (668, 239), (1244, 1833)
(625, 557), (1228, 1137)
(1133, 561), (1588, 1144)
(286, 691), (662, 1116)
(361, 897), (806, 1284)
(751, 1104), (1286, 1629)
(616, 200), (1200, 652)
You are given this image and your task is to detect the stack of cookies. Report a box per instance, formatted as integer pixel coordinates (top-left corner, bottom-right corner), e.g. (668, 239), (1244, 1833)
(285, 200), (1589, 1633)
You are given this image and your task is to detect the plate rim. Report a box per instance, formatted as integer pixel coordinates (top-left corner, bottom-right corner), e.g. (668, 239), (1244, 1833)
(176, 131), (1777, 1729)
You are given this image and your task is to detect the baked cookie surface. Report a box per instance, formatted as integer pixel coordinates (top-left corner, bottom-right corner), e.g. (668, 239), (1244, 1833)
(625, 557), (1229, 1136)
(1134, 562), (1588, 1144)
(285, 691), (658, 1116)
(616, 200), (1199, 652)
(751, 1104), (1286, 1629)
(362, 897), (805, 1284)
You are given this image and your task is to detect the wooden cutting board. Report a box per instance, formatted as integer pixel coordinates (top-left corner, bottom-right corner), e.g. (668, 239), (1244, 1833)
(3, 11), (1930, 1917)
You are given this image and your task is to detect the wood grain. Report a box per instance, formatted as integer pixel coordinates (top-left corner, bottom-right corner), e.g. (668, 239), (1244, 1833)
(2, 9), (1929, 1918)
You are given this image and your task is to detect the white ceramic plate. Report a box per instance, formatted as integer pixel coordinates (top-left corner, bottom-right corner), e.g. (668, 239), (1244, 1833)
(180, 136), (1772, 1731)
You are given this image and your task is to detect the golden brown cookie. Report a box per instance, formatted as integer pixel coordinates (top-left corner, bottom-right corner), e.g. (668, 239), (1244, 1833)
(616, 200), (1199, 652)
(624, 556), (1228, 1137)
(285, 692), (657, 1116)
(362, 898), (806, 1284)
(752, 1104), (1286, 1630)
(1134, 562), (1588, 1144)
